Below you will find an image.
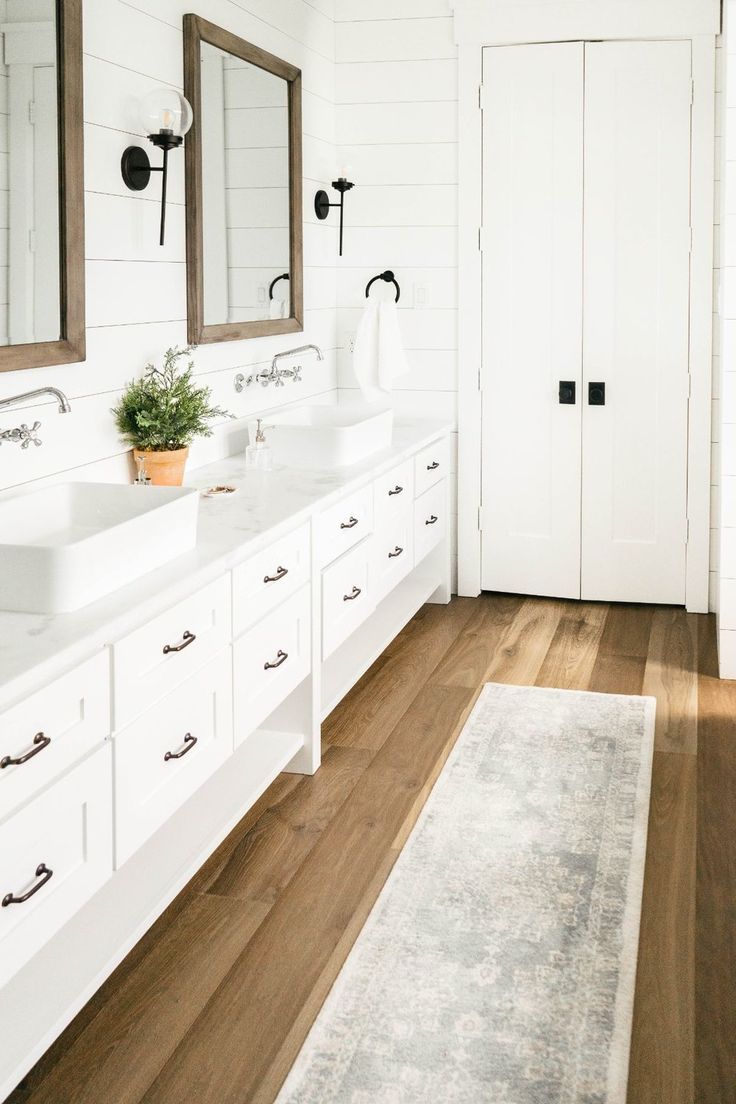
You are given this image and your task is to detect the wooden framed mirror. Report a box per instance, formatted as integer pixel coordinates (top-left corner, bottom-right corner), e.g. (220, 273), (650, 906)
(0, 0), (85, 373)
(183, 15), (303, 344)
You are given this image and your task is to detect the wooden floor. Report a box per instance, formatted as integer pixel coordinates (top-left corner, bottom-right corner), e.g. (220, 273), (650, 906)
(6, 595), (731, 1104)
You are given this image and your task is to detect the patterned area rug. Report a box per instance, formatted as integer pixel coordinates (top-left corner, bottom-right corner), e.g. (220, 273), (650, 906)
(277, 683), (655, 1104)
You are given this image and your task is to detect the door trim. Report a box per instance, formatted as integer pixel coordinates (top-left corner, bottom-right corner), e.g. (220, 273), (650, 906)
(457, 34), (715, 613)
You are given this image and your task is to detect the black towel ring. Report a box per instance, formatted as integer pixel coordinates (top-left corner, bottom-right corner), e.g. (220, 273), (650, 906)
(269, 272), (290, 301)
(365, 270), (400, 304)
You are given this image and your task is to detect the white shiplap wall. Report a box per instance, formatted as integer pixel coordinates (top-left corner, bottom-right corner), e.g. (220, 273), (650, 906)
(334, 0), (459, 585)
(0, 0), (338, 496)
(0, 0), (8, 346)
(712, 34), (723, 614)
(718, 2), (736, 673)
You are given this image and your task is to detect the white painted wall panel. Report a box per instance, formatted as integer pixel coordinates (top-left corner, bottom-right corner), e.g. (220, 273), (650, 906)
(336, 4), (459, 578)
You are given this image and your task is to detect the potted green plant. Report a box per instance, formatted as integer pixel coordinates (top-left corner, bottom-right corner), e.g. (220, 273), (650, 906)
(113, 346), (231, 486)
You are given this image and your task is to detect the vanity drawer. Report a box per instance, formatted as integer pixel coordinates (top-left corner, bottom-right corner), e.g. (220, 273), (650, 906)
(374, 460), (414, 528)
(414, 437), (450, 498)
(372, 516), (415, 606)
(233, 584), (311, 747)
(114, 650), (233, 867)
(316, 485), (374, 567)
(0, 744), (113, 988)
(322, 540), (374, 659)
(414, 482), (447, 564)
(112, 575), (231, 729)
(233, 522), (310, 638)
(0, 652), (110, 821)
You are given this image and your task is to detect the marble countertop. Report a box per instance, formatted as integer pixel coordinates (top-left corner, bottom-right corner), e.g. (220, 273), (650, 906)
(0, 419), (451, 712)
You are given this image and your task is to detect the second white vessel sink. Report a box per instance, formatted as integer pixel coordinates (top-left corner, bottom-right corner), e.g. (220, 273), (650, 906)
(254, 403), (394, 468)
(0, 482), (200, 614)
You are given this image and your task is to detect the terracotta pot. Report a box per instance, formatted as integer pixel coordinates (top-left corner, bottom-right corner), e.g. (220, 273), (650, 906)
(133, 447), (189, 487)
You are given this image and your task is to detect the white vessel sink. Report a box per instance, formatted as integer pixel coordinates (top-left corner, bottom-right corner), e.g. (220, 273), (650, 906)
(0, 482), (199, 614)
(254, 403), (394, 468)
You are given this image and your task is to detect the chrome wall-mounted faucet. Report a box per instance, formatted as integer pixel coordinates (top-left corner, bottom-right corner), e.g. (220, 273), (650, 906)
(0, 387), (72, 448)
(235, 344), (324, 392)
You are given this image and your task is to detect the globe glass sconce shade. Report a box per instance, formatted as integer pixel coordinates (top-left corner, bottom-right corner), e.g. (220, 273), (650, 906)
(139, 88), (193, 141)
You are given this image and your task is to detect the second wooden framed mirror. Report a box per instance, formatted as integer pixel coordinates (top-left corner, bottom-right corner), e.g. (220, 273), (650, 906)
(183, 14), (303, 344)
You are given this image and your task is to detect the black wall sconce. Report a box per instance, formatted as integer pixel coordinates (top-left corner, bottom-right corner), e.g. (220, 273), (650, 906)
(121, 89), (193, 246)
(314, 176), (354, 256)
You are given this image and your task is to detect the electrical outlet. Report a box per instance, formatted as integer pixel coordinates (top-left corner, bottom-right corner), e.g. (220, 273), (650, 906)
(349, 334), (356, 354)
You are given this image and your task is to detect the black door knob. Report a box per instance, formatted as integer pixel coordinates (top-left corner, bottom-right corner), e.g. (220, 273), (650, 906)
(558, 380), (576, 405)
(588, 382), (606, 406)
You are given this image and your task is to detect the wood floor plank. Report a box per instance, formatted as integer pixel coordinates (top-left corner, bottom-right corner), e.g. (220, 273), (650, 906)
(597, 603), (655, 659)
(323, 596), (477, 751)
(188, 772), (303, 896)
(482, 596), (566, 686)
(535, 602), (609, 690)
(139, 685), (476, 1104)
(642, 607), (699, 755)
(429, 592), (525, 688)
(587, 605), (655, 696)
(201, 746), (372, 904)
(14, 895), (270, 1104)
(695, 617), (736, 1104)
(627, 751), (696, 1104)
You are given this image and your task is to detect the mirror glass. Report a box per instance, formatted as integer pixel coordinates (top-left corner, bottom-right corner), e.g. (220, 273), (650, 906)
(0, 0), (61, 347)
(200, 44), (291, 326)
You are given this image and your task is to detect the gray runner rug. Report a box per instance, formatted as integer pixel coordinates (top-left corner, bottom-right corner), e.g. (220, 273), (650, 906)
(276, 683), (656, 1104)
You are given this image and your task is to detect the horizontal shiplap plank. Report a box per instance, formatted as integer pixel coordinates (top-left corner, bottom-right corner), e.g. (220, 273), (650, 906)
(348, 184), (457, 227)
(86, 260), (187, 327)
(85, 0), (183, 87)
(337, 101), (457, 145)
(336, 58), (457, 104)
(337, 226), (457, 267)
(334, 142), (457, 185)
(85, 192), (186, 263)
(336, 18), (456, 63)
(335, 0), (452, 20)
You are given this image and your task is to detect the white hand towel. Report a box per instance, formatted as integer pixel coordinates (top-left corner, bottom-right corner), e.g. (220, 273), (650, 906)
(353, 297), (410, 401)
(269, 296), (288, 319)
(352, 297), (382, 401)
(377, 300), (410, 391)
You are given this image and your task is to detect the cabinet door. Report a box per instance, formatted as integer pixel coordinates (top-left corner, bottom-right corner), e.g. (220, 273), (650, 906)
(480, 42), (584, 599)
(581, 41), (691, 604)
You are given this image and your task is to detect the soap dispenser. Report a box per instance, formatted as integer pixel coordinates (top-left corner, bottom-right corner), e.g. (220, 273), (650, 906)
(245, 418), (272, 471)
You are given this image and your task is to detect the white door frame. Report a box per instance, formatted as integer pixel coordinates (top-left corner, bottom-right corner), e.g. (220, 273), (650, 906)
(457, 31), (716, 613)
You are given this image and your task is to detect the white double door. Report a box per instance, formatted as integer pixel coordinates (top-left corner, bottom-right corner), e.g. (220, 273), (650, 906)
(480, 40), (692, 604)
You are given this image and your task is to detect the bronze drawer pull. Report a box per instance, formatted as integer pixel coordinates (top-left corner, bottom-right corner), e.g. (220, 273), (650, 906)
(264, 649), (289, 670)
(2, 863), (53, 907)
(264, 566), (288, 584)
(164, 733), (197, 761)
(340, 516), (359, 529)
(427, 461), (440, 471)
(388, 546), (404, 558)
(388, 485), (403, 496)
(163, 631), (196, 655)
(1, 732), (50, 769)
(343, 586), (362, 601)
(426, 515), (438, 526)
